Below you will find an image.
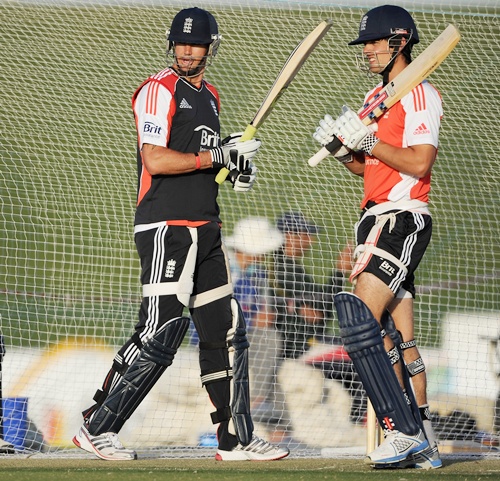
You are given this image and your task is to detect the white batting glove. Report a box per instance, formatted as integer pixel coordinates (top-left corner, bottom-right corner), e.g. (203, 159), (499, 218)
(332, 105), (379, 155)
(210, 132), (262, 169)
(313, 114), (353, 163)
(313, 114), (336, 147)
(231, 161), (258, 192)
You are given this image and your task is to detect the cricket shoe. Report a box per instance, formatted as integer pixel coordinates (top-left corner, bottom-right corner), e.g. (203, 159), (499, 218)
(72, 425), (137, 461)
(365, 429), (428, 466)
(215, 435), (290, 461)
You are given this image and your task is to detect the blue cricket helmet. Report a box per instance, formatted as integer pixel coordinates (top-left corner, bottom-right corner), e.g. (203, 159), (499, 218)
(167, 7), (221, 57)
(349, 5), (419, 46)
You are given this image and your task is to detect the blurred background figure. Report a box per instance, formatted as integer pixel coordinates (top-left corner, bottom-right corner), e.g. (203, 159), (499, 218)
(273, 211), (349, 359)
(272, 212), (366, 424)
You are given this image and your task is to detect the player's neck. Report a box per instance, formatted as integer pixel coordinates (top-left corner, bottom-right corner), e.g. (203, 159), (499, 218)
(172, 66), (205, 88)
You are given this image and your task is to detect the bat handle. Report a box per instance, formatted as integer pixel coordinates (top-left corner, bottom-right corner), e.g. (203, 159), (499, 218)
(215, 125), (257, 185)
(215, 167), (230, 185)
(308, 136), (343, 167)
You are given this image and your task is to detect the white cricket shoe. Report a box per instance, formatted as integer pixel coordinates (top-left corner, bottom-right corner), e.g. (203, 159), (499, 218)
(365, 429), (428, 465)
(215, 435), (290, 461)
(72, 425), (137, 461)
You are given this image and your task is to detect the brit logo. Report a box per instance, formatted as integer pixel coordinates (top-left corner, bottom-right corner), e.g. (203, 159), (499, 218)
(413, 122), (430, 135)
(379, 260), (396, 277)
(194, 125), (220, 148)
(165, 259), (176, 278)
(183, 17), (193, 34)
(144, 121), (162, 135)
(179, 98), (192, 109)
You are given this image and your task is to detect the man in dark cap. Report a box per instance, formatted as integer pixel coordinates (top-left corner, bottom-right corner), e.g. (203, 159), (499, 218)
(273, 212), (348, 359)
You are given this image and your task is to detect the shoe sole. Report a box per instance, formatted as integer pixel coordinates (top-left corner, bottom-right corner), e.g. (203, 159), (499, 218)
(215, 450), (289, 461)
(372, 456), (442, 470)
(73, 431), (136, 461)
(410, 459), (442, 469)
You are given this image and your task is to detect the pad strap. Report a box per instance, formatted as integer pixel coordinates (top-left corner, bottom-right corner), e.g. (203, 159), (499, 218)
(387, 346), (400, 365)
(92, 389), (107, 405)
(407, 357), (425, 377)
(400, 339), (417, 350)
(210, 406), (232, 424)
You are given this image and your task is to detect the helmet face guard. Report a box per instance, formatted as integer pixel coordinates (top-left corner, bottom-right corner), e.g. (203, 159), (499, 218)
(354, 32), (410, 75)
(166, 7), (222, 77)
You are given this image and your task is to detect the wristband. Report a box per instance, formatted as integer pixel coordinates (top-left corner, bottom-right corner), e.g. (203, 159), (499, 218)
(360, 134), (380, 156)
(194, 152), (201, 170)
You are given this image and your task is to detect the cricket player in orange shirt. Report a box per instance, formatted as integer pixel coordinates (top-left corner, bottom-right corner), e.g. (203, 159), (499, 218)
(313, 5), (442, 470)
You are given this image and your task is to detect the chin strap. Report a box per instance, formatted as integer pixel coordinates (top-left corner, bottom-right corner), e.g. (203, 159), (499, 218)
(380, 37), (404, 86)
(381, 51), (398, 86)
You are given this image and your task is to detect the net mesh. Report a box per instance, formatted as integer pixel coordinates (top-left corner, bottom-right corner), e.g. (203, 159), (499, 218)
(0, 0), (498, 456)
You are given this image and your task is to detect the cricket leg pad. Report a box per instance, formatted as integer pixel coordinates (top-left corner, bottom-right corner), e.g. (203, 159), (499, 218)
(87, 316), (190, 435)
(334, 292), (421, 435)
(229, 298), (253, 446)
(83, 334), (143, 423)
(201, 298), (253, 446)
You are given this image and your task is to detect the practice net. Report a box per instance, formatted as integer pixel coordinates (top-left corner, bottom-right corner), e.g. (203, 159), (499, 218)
(0, 0), (498, 458)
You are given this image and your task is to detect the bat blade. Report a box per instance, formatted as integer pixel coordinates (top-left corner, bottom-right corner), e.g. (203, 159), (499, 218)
(216, 19), (333, 184)
(308, 23), (461, 167)
(248, 19), (333, 131)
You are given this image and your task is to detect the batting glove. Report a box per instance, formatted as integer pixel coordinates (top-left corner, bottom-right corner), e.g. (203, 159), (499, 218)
(210, 132), (262, 169)
(313, 114), (353, 163)
(231, 161), (258, 193)
(332, 105), (379, 155)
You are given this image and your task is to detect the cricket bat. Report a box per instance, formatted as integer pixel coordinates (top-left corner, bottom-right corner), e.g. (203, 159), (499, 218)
(366, 400), (384, 454)
(308, 23), (460, 167)
(216, 19), (333, 184)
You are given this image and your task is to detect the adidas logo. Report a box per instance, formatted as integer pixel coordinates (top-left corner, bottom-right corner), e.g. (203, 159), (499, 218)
(179, 98), (192, 109)
(413, 122), (430, 135)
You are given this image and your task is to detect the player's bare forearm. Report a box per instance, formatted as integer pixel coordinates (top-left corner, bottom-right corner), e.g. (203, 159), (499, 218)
(141, 144), (213, 175)
(343, 152), (365, 176)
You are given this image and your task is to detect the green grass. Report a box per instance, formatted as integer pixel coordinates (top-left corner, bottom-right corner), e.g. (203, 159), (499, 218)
(1, 458), (500, 481)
